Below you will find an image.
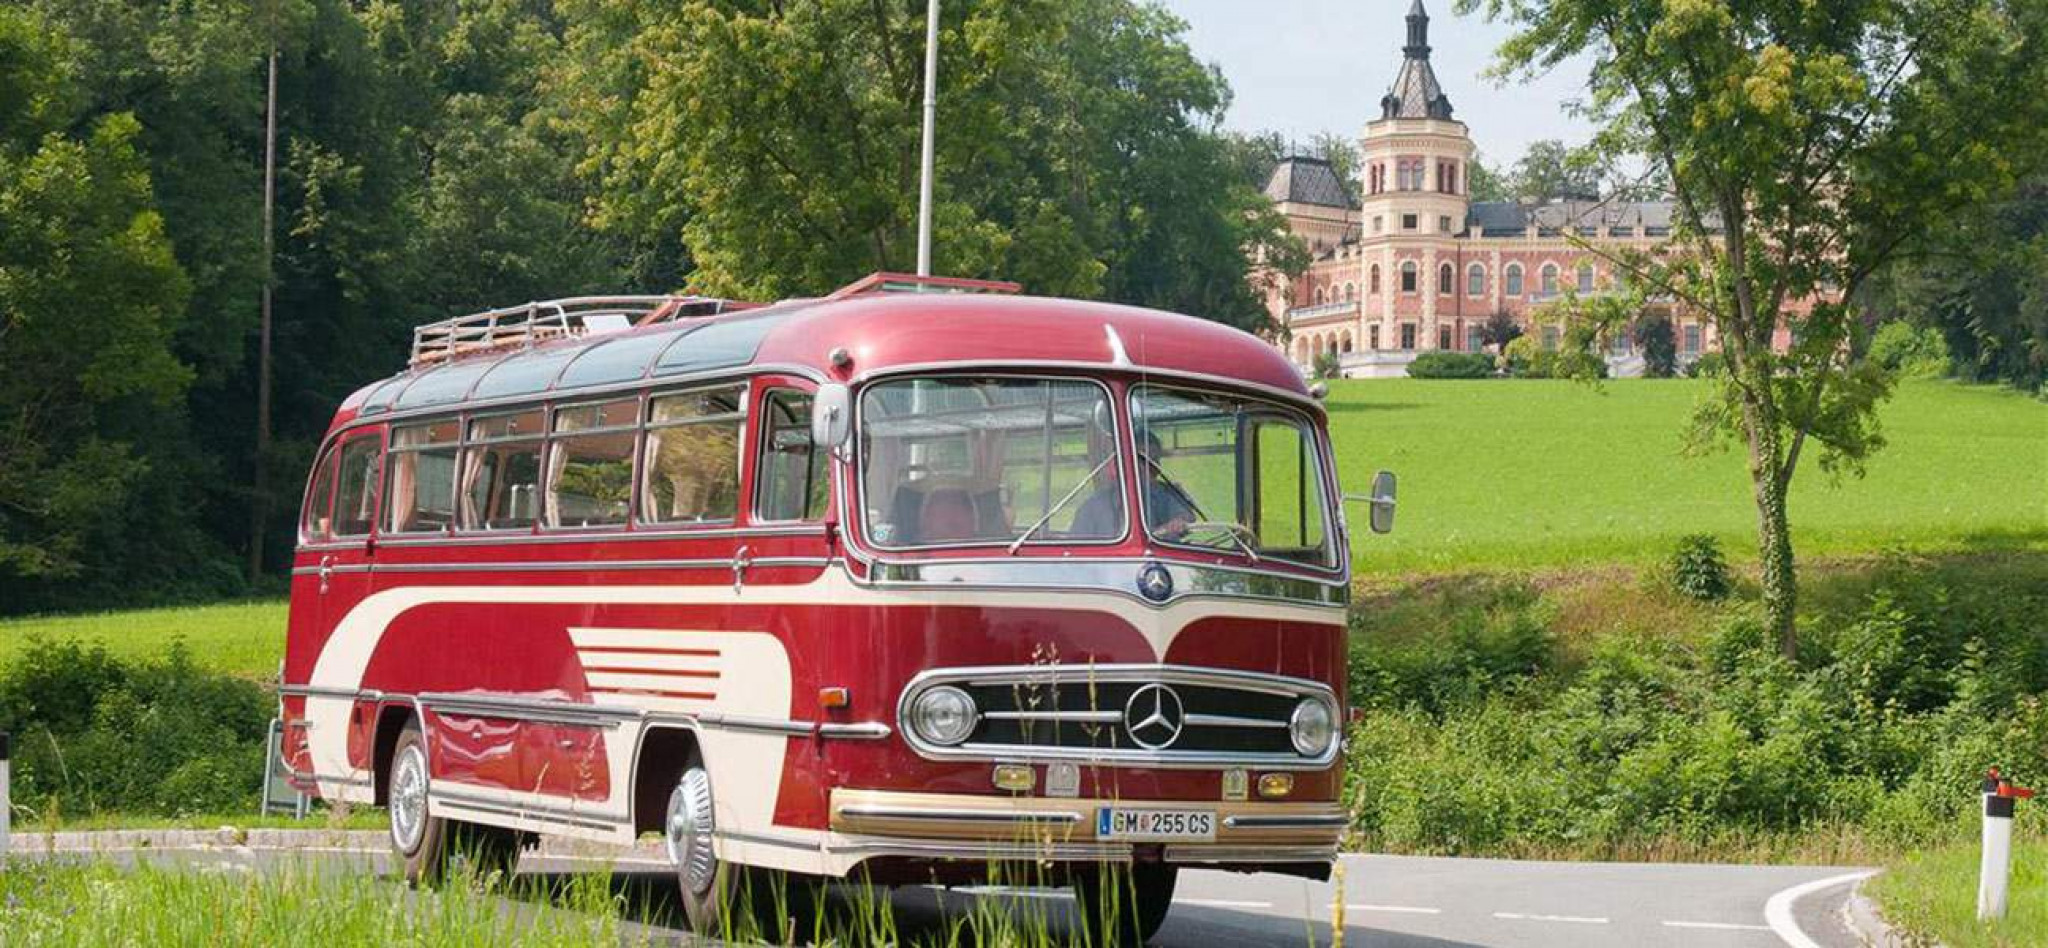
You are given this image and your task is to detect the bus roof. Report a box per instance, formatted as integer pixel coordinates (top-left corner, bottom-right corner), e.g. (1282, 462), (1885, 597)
(335, 293), (1308, 430)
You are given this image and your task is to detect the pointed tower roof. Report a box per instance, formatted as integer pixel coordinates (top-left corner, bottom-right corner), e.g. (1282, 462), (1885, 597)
(1381, 0), (1454, 120)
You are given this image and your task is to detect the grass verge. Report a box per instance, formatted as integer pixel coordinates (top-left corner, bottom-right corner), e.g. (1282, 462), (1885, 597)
(0, 600), (285, 679)
(1867, 836), (2046, 948)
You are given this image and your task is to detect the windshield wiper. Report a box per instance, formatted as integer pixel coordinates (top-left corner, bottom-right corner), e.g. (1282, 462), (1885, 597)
(1008, 454), (1117, 555)
(1138, 452), (1209, 522)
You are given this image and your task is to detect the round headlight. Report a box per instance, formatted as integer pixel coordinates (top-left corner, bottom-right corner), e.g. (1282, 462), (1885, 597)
(1289, 697), (1335, 757)
(909, 686), (978, 746)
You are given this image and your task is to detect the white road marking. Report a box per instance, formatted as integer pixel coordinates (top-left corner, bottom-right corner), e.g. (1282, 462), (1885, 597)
(1662, 920), (1774, 932)
(1179, 898), (1275, 910)
(1345, 904), (1442, 915)
(1764, 870), (1877, 948)
(1493, 911), (1610, 924)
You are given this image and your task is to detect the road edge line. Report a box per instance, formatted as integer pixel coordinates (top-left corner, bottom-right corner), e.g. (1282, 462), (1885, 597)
(1765, 870), (1877, 948)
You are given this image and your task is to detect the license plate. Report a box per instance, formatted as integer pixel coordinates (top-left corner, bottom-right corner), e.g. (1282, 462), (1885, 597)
(1095, 808), (1216, 841)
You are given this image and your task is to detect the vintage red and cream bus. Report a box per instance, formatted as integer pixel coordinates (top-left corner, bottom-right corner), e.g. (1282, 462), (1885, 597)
(280, 273), (1392, 941)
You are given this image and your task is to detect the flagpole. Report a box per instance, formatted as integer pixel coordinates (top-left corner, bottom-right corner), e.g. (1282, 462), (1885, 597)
(916, 0), (939, 276)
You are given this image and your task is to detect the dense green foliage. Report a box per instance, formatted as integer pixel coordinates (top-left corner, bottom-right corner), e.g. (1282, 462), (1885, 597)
(0, 600), (285, 677)
(1868, 321), (1955, 381)
(0, 638), (272, 818)
(0, 0), (1301, 616)
(1666, 533), (1732, 601)
(1345, 555), (2048, 858)
(1404, 351), (1495, 379)
(1631, 313), (1677, 378)
(1871, 175), (2048, 392)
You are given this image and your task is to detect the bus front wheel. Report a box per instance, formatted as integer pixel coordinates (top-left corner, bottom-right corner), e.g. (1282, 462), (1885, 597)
(388, 721), (525, 885)
(665, 753), (730, 933)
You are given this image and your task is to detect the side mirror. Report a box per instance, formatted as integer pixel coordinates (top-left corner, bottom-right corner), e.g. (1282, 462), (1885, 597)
(812, 383), (852, 458)
(1345, 470), (1396, 534)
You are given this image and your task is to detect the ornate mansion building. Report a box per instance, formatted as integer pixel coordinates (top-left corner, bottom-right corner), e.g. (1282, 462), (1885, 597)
(1264, 0), (1717, 377)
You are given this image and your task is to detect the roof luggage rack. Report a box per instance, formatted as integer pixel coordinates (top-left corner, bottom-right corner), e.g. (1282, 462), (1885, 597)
(408, 295), (746, 367)
(826, 272), (1022, 299)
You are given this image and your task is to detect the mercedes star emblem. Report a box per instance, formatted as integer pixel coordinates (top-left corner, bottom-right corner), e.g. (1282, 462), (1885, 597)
(1123, 683), (1185, 750)
(1137, 562), (1174, 602)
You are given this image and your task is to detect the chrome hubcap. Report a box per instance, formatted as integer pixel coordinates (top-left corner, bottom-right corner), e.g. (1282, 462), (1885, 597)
(665, 765), (717, 896)
(390, 744), (428, 853)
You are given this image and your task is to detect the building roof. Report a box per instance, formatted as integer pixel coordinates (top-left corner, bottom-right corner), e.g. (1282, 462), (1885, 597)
(1466, 199), (1688, 236)
(1381, 0), (1453, 120)
(1264, 156), (1356, 209)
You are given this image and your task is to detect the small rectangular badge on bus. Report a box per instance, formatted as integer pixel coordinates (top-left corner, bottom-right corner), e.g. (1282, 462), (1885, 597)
(1222, 768), (1249, 801)
(1046, 762), (1080, 798)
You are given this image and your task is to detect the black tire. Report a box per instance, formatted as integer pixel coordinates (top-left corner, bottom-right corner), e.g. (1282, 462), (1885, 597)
(387, 722), (446, 886)
(387, 721), (531, 887)
(664, 751), (730, 934)
(1073, 862), (1177, 946)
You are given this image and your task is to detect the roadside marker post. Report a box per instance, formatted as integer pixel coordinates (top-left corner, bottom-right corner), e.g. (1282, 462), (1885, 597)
(1978, 767), (2034, 921)
(2, 730), (10, 862)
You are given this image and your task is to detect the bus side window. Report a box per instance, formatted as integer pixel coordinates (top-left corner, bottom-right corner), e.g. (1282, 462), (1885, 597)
(754, 389), (827, 522)
(643, 386), (744, 525)
(331, 434), (383, 538)
(302, 447), (339, 542)
(385, 419), (460, 534)
(462, 409), (544, 531)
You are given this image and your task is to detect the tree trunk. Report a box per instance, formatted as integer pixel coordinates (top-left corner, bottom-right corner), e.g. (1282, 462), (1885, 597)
(1752, 463), (1799, 658)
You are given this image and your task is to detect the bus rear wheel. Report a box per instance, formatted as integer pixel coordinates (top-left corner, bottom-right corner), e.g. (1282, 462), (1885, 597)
(388, 722), (526, 886)
(1072, 862), (1177, 946)
(665, 754), (729, 933)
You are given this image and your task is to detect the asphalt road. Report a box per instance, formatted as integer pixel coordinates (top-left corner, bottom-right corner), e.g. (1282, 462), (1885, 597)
(21, 836), (1877, 947)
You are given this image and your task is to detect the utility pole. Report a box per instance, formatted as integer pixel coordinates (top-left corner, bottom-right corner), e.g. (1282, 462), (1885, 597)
(915, 0), (939, 276)
(248, 44), (278, 583)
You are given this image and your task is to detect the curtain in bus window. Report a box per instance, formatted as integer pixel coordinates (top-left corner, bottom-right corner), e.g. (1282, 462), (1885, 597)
(548, 399), (637, 527)
(302, 447), (339, 541)
(462, 410), (543, 530)
(644, 387), (743, 524)
(385, 420), (460, 533)
(331, 436), (382, 537)
(755, 391), (827, 522)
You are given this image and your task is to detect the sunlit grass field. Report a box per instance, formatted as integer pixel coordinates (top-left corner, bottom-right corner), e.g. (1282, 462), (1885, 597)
(1868, 834), (2046, 948)
(0, 600), (286, 679)
(1330, 379), (2046, 575)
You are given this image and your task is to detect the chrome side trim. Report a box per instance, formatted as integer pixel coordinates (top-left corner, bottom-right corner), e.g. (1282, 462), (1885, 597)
(834, 837), (1133, 862)
(817, 722), (894, 740)
(358, 524), (828, 551)
(288, 686), (889, 741)
(418, 692), (637, 727)
(431, 787), (625, 832)
(285, 767), (373, 788)
(280, 684), (387, 702)
(695, 712), (813, 736)
(897, 664), (1341, 771)
(838, 806), (1083, 825)
(863, 559), (1348, 609)
(357, 556), (827, 576)
(714, 827), (826, 852)
(1220, 814), (1351, 830)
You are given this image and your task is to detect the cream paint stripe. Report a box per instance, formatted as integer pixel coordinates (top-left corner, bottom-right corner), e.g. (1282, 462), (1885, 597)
(570, 628), (727, 650)
(302, 570), (1341, 794)
(584, 672), (720, 694)
(573, 651), (721, 673)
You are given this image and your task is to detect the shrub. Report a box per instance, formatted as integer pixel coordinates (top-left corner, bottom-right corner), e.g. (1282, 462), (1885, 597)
(1668, 534), (1732, 601)
(1686, 351), (1727, 377)
(1502, 335), (1608, 378)
(1405, 351), (1494, 379)
(1312, 350), (1341, 380)
(0, 638), (271, 818)
(1869, 321), (1951, 379)
(1633, 314), (1678, 377)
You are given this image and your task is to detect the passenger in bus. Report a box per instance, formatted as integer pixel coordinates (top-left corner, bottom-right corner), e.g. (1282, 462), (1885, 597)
(1073, 430), (1193, 540)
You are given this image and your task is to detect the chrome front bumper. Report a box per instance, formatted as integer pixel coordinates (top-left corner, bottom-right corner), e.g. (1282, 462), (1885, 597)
(828, 788), (1347, 866)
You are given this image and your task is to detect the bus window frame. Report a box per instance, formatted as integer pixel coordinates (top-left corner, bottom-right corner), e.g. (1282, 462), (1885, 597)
(749, 381), (830, 525)
(383, 417), (463, 537)
(457, 405), (548, 535)
(543, 394), (645, 532)
(851, 372), (1131, 554)
(637, 381), (749, 530)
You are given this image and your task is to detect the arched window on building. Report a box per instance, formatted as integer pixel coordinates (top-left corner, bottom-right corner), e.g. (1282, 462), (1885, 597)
(1341, 332), (1353, 353)
(1369, 265), (1381, 294)
(1504, 264), (1524, 297)
(1344, 282), (1356, 302)
(1467, 263), (1485, 297)
(1540, 263), (1559, 297)
(1577, 263), (1595, 293)
(1438, 263), (1454, 295)
(1315, 286), (1326, 305)
(1400, 261), (1418, 293)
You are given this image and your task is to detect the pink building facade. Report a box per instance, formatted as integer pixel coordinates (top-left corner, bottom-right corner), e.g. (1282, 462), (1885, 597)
(1263, 0), (1723, 378)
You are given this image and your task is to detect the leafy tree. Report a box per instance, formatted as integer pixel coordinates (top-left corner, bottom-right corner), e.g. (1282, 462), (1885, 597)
(1632, 313), (1677, 378)
(1870, 175), (2048, 391)
(555, 0), (1301, 330)
(1468, 0), (2048, 655)
(1505, 138), (1606, 200)
(1479, 308), (1523, 351)
(1467, 154), (1512, 202)
(0, 9), (194, 591)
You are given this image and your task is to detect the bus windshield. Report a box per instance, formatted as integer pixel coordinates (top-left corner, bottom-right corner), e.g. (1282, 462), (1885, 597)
(859, 377), (1125, 549)
(1128, 384), (1336, 568)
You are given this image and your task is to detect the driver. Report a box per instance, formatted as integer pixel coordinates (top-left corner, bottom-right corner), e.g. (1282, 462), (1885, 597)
(1072, 429), (1194, 540)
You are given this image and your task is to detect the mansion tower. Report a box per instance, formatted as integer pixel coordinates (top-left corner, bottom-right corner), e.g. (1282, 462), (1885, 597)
(1264, 0), (1716, 377)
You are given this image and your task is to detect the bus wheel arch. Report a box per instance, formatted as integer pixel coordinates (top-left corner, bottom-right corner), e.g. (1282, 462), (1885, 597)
(371, 703), (418, 807)
(632, 725), (703, 836)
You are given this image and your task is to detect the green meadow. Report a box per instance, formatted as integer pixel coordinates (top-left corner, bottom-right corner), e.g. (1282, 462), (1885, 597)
(1327, 378), (2046, 575)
